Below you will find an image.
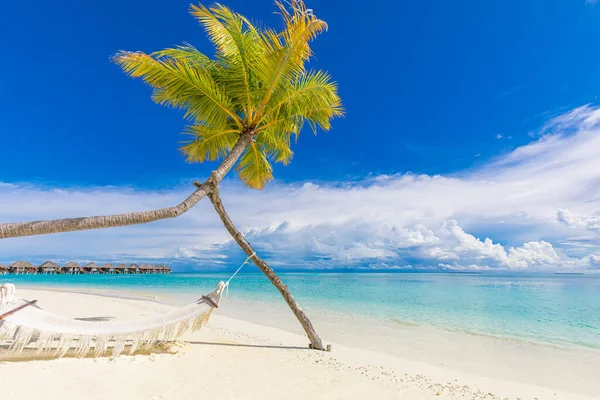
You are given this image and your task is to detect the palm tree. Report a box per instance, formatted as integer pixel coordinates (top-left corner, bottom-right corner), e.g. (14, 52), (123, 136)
(0, 1), (341, 350)
(115, 0), (341, 190)
(0, 1), (340, 236)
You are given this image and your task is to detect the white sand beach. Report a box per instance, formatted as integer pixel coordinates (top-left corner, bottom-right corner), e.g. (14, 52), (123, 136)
(1, 289), (599, 400)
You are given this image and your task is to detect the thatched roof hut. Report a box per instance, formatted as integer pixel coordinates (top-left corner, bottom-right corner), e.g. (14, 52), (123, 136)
(100, 263), (116, 274)
(151, 264), (167, 273)
(62, 261), (81, 273)
(161, 264), (172, 273)
(83, 262), (99, 273)
(10, 260), (36, 273)
(38, 261), (60, 274)
(115, 263), (128, 273)
(140, 264), (153, 273)
(0, 263), (8, 274)
(146, 264), (157, 274)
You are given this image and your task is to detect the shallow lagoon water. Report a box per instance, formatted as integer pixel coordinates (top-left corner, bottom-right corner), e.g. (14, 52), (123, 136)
(3, 272), (599, 349)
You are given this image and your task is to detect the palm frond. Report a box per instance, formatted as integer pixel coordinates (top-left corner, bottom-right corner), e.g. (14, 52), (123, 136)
(115, 1), (342, 190)
(153, 43), (213, 66)
(259, 69), (342, 131)
(253, 0), (328, 120)
(113, 51), (242, 129)
(236, 142), (274, 189)
(180, 125), (241, 163)
(256, 129), (294, 165)
(190, 4), (264, 116)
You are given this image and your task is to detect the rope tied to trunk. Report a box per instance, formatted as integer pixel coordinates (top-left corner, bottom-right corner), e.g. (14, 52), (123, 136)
(224, 252), (256, 297)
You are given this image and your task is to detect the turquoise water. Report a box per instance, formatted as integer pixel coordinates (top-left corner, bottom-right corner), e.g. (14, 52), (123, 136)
(2, 272), (599, 349)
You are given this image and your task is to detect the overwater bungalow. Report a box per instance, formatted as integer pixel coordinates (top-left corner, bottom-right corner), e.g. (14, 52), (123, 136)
(116, 264), (129, 274)
(83, 262), (100, 274)
(141, 264), (157, 274)
(62, 261), (82, 274)
(136, 264), (147, 274)
(9, 260), (37, 275)
(0, 264), (9, 275)
(158, 264), (172, 274)
(38, 261), (60, 274)
(100, 263), (117, 274)
(130, 264), (140, 274)
(154, 265), (169, 274)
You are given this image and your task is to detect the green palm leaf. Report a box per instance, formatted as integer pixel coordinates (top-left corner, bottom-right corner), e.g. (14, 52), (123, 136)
(236, 142), (274, 189)
(113, 51), (241, 128)
(180, 125), (241, 163)
(190, 4), (263, 117)
(114, 0), (342, 190)
(257, 129), (294, 165)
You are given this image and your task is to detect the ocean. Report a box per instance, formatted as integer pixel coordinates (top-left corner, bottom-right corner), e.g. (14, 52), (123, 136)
(2, 272), (599, 350)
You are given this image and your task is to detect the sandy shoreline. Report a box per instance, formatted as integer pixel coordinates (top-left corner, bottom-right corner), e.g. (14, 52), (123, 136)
(1, 289), (598, 400)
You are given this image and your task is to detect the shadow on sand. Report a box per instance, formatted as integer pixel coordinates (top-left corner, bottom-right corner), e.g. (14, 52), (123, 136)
(0, 339), (306, 362)
(188, 341), (308, 350)
(74, 316), (116, 322)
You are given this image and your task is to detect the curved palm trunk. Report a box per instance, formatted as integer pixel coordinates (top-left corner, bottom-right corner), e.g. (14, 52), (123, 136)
(0, 131), (327, 350)
(203, 174), (327, 351)
(0, 134), (253, 239)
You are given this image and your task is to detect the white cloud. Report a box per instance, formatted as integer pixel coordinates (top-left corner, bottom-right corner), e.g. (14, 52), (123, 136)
(557, 209), (600, 230)
(3, 105), (600, 271)
(234, 219), (576, 271)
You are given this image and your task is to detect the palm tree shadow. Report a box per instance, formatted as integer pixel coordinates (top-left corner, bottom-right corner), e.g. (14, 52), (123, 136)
(188, 341), (307, 350)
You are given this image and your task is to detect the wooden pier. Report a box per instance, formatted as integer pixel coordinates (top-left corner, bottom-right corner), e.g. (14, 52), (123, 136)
(0, 261), (171, 275)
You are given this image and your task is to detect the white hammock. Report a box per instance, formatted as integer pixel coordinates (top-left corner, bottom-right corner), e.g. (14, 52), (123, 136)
(0, 281), (226, 359)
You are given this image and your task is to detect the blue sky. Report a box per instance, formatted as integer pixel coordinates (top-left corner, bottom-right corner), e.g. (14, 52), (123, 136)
(1, 1), (600, 271)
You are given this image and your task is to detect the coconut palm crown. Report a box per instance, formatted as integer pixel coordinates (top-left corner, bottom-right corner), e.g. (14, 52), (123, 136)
(113, 0), (342, 189)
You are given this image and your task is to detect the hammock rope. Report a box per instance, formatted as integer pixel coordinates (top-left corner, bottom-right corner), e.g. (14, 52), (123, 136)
(224, 252), (255, 297)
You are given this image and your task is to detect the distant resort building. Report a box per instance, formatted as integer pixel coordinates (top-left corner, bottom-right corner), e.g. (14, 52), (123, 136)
(10, 261), (37, 275)
(117, 263), (129, 274)
(62, 261), (81, 274)
(101, 263), (116, 274)
(0, 261), (171, 275)
(83, 262), (100, 274)
(38, 261), (60, 274)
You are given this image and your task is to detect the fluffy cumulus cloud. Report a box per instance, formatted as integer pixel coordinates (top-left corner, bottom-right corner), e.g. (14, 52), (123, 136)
(557, 209), (600, 231)
(3, 105), (600, 272)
